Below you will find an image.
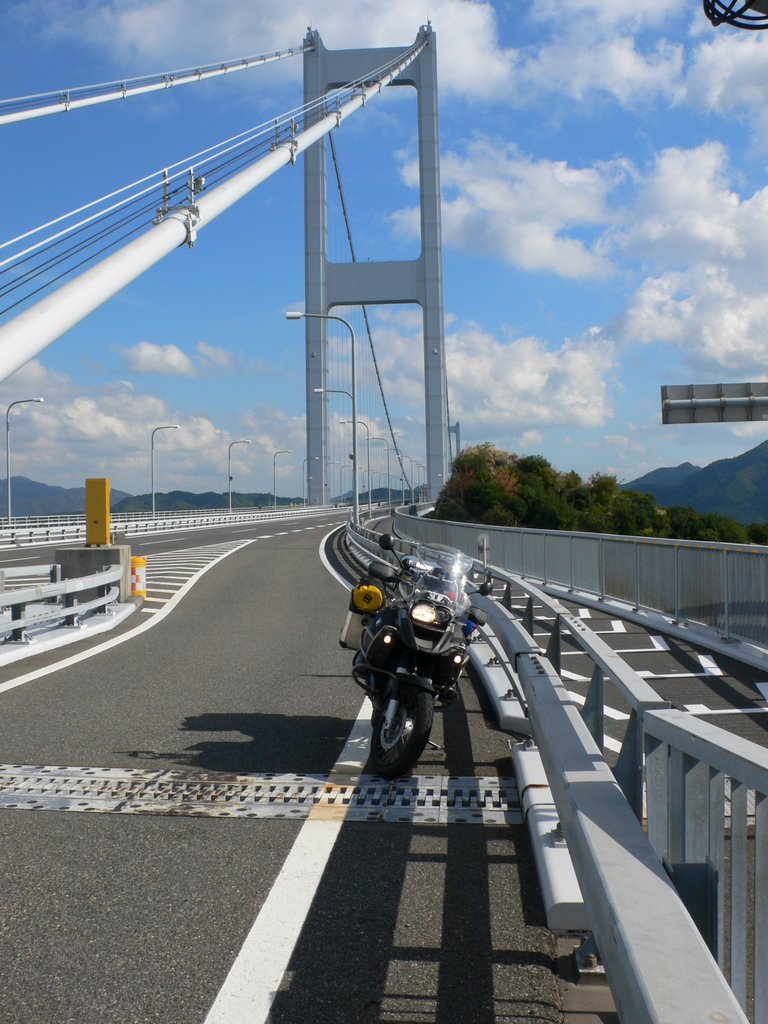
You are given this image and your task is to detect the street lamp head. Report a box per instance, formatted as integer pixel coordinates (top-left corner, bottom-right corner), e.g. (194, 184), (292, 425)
(285, 311), (304, 320)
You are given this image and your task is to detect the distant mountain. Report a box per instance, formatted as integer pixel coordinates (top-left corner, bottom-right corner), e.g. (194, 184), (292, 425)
(3, 477), (132, 516)
(112, 490), (302, 512)
(625, 462), (701, 490)
(622, 440), (768, 523)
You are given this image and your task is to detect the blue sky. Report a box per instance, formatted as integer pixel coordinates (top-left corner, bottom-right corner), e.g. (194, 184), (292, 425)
(1, 0), (768, 499)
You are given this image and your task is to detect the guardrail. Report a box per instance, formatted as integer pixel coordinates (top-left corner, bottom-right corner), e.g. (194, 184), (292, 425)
(0, 562), (122, 641)
(393, 509), (768, 653)
(0, 503), (348, 548)
(352, 513), (755, 1023)
(645, 709), (768, 1021)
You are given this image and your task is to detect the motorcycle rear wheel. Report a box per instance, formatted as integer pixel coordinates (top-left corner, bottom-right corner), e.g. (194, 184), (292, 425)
(370, 684), (434, 779)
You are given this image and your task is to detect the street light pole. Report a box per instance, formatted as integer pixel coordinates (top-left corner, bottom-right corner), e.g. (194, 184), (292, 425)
(5, 397), (44, 524)
(325, 460), (338, 505)
(384, 444), (400, 511)
(302, 455), (320, 505)
(341, 419), (372, 514)
(404, 456), (417, 503)
(313, 386), (359, 525)
(150, 424), (180, 516)
(286, 311), (358, 526)
(272, 449), (292, 509)
(228, 439), (252, 512)
(370, 437), (387, 508)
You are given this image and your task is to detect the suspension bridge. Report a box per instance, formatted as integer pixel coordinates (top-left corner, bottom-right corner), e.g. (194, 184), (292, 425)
(0, 16), (767, 1024)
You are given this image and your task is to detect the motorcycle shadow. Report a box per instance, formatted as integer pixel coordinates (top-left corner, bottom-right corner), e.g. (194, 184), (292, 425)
(120, 710), (364, 776)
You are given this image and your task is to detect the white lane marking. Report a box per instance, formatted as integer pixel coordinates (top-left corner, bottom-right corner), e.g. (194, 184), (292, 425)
(684, 704), (768, 717)
(757, 683), (768, 701)
(317, 525), (353, 592)
(203, 699), (371, 1023)
(638, 670), (718, 680)
(698, 654), (722, 676)
(566, 689), (629, 721)
(578, 609), (591, 619)
(0, 540), (256, 696)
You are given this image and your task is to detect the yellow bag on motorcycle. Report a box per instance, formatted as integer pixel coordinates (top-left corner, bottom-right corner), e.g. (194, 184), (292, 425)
(339, 578), (385, 649)
(351, 582), (384, 612)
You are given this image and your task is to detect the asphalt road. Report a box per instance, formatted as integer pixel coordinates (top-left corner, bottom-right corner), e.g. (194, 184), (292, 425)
(0, 512), (561, 1024)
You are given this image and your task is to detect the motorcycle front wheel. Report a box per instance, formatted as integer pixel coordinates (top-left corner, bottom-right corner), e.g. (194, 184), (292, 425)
(369, 684), (434, 779)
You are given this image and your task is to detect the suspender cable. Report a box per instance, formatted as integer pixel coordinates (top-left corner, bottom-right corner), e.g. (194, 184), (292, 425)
(328, 132), (411, 493)
(0, 46), (310, 126)
(0, 39), (426, 384)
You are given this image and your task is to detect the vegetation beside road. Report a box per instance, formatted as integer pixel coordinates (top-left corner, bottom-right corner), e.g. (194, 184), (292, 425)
(433, 444), (768, 545)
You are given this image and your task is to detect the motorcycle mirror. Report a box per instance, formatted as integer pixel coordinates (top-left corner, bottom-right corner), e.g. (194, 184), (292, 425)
(478, 579), (493, 596)
(378, 533), (395, 551)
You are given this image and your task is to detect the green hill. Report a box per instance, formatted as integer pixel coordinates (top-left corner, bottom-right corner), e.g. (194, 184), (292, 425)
(2, 477), (132, 516)
(624, 440), (768, 523)
(111, 490), (302, 513)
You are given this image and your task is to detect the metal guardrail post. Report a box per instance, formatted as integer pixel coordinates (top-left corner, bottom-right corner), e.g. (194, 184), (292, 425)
(722, 547), (731, 640)
(10, 603), (25, 642)
(582, 664), (605, 751)
(63, 592), (78, 627)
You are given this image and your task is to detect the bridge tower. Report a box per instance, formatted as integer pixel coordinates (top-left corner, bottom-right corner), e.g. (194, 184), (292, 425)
(302, 25), (448, 504)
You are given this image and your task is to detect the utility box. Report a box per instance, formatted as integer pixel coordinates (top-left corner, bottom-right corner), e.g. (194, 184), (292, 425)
(85, 478), (111, 546)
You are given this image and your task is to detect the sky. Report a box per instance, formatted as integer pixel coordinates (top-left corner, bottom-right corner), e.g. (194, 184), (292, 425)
(2, 0), (768, 499)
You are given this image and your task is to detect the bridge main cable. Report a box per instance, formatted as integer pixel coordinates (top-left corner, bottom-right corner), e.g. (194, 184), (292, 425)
(0, 36), (426, 383)
(0, 46), (309, 126)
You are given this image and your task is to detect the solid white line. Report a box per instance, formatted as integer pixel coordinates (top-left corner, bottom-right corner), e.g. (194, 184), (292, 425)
(203, 699), (371, 1023)
(566, 688), (629, 721)
(202, 520), (359, 1021)
(684, 704), (768, 717)
(758, 683), (768, 701)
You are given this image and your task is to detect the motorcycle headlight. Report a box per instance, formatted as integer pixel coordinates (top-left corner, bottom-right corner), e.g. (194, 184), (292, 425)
(410, 601), (438, 625)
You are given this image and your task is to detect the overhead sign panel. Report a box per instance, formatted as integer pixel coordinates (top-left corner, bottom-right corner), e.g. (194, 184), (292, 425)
(661, 382), (768, 424)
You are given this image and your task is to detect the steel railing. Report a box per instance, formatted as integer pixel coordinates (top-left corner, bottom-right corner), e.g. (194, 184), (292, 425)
(0, 503), (348, 548)
(393, 509), (768, 652)
(353, 512), (759, 1023)
(0, 561), (122, 640)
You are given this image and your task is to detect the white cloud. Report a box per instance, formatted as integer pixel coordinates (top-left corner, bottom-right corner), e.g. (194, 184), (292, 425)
(444, 322), (616, 431)
(519, 429), (544, 449)
(195, 341), (234, 371)
(122, 341), (198, 376)
(609, 143), (745, 265)
(617, 266), (768, 372)
(394, 138), (624, 279)
(23, 0), (516, 100)
(683, 33), (768, 143)
(604, 434), (645, 454)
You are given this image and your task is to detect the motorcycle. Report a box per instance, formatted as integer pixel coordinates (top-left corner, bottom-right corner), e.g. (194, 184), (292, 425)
(340, 533), (490, 779)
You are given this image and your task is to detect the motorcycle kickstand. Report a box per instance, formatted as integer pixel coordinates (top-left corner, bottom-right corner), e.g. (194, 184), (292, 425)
(426, 739), (442, 751)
